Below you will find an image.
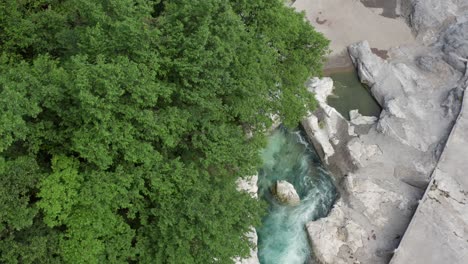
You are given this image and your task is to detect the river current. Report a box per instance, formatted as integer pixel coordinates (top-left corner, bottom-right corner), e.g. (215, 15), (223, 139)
(256, 127), (338, 264)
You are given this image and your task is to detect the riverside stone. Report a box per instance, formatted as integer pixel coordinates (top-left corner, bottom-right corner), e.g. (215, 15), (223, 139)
(307, 77), (334, 103)
(350, 109), (378, 126)
(272, 180), (300, 206)
(302, 78), (358, 178)
(306, 199), (366, 264)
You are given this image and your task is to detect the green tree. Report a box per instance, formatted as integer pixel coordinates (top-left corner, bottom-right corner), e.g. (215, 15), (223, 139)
(0, 0), (328, 263)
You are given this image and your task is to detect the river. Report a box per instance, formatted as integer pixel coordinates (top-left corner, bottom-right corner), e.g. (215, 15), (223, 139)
(256, 127), (337, 264)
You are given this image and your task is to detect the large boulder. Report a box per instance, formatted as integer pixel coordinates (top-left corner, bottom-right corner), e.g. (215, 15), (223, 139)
(272, 180), (300, 206)
(406, 0), (459, 43)
(302, 77), (358, 178)
(348, 41), (385, 89)
(350, 109), (378, 126)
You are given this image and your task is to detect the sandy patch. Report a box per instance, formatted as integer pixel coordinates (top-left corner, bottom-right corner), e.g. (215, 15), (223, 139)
(293, 0), (415, 68)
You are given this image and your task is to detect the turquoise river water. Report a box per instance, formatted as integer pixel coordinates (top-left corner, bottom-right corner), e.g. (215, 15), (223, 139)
(256, 127), (338, 264)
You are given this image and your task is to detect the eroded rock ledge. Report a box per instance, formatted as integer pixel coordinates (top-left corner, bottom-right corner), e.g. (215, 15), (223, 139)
(390, 66), (468, 264)
(303, 0), (468, 260)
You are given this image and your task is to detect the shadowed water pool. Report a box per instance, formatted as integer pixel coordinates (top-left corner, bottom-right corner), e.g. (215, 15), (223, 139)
(256, 128), (337, 264)
(326, 69), (382, 120)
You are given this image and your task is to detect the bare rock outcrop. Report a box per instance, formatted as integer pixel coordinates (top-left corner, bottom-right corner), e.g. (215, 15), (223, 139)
(307, 199), (366, 264)
(301, 77), (358, 179)
(305, 36), (465, 263)
(391, 75), (468, 264)
(297, 1), (468, 263)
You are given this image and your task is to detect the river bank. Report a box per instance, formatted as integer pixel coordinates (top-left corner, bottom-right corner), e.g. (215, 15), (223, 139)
(237, 1), (468, 263)
(301, 1), (468, 263)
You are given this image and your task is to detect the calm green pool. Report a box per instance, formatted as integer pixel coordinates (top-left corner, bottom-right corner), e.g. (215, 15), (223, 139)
(326, 69), (382, 120)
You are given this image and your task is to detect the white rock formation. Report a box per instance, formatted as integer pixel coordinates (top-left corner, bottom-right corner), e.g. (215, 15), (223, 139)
(307, 77), (334, 103)
(235, 175), (260, 264)
(350, 109), (378, 126)
(236, 175), (259, 199)
(305, 10), (467, 262)
(272, 180), (300, 206)
(391, 80), (468, 264)
(302, 77), (358, 177)
(347, 138), (382, 168)
(307, 200), (367, 264)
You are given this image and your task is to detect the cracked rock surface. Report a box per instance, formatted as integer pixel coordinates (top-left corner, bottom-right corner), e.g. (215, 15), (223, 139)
(303, 0), (468, 262)
(390, 70), (468, 264)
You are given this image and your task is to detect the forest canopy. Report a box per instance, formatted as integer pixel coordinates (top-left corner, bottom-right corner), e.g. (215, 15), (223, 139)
(0, 0), (328, 263)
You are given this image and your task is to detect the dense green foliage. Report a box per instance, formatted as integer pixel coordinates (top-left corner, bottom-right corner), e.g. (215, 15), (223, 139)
(0, 0), (328, 263)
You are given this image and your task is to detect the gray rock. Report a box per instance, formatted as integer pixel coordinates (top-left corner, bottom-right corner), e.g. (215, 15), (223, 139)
(304, 1), (468, 263)
(350, 109), (378, 126)
(391, 83), (468, 264)
(307, 38), (463, 263)
(307, 199), (367, 264)
(306, 77), (334, 103)
(442, 87), (464, 119)
(302, 77), (358, 178)
(403, 0), (460, 43)
(347, 138), (382, 168)
(415, 55), (444, 72)
(348, 41), (385, 88)
(272, 180), (300, 206)
(442, 19), (468, 72)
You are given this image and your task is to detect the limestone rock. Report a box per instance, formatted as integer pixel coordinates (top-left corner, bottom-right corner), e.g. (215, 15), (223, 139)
(442, 87), (464, 119)
(349, 109), (378, 126)
(306, 77), (334, 103)
(347, 139), (382, 168)
(233, 226), (259, 264)
(391, 84), (468, 264)
(306, 200), (367, 264)
(385, 99), (406, 119)
(302, 77), (358, 177)
(236, 175), (258, 198)
(272, 180), (300, 206)
(300, 1), (468, 264)
(406, 0), (459, 43)
(302, 114), (335, 162)
(348, 41), (385, 87)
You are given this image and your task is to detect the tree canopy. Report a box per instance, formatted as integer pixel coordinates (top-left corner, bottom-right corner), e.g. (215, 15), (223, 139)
(0, 0), (328, 263)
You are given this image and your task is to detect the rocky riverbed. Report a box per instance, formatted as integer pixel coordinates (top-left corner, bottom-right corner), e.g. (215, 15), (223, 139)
(302, 0), (468, 263)
(237, 1), (468, 263)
